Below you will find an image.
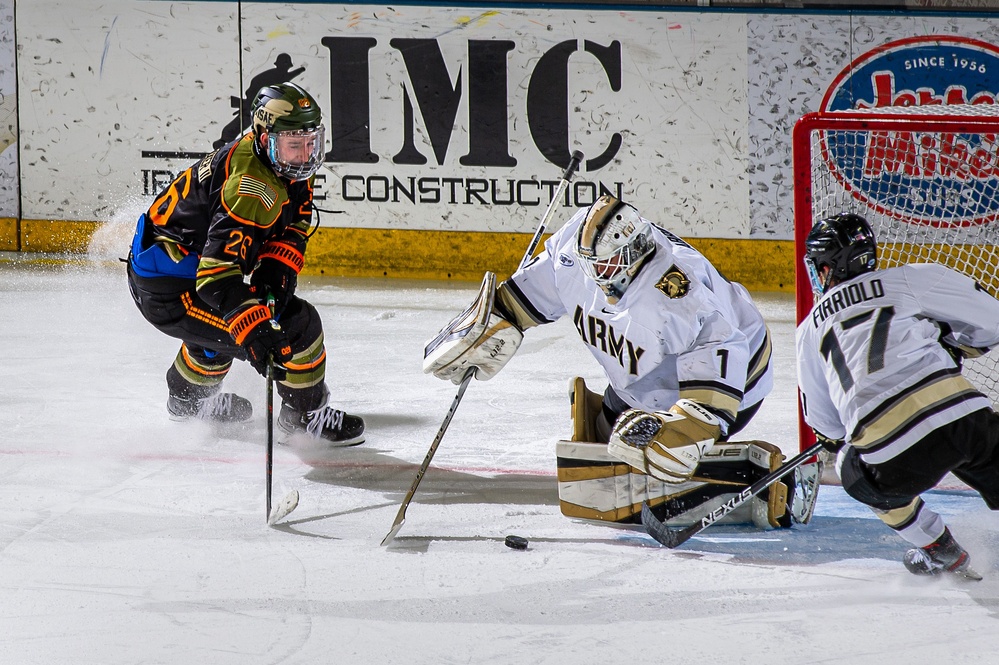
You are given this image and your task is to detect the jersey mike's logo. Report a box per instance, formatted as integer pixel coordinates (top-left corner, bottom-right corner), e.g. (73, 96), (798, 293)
(819, 36), (999, 227)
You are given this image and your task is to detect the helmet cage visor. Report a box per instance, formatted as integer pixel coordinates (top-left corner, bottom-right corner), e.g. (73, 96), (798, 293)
(803, 255), (827, 296)
(578, 228), (652, 300)
(266, 126), (325, 180)
(580, 242), (637, 286)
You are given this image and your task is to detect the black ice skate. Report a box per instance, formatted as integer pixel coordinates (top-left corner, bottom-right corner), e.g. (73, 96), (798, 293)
(278, 403), (365, 446)
(167, 392), (253, 423)
(902, 528), (982, 581)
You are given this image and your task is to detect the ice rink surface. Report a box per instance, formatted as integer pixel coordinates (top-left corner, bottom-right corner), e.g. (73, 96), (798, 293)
(2, 229), (999, 664)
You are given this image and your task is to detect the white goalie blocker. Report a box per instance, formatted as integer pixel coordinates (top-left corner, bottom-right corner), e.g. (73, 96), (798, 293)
(423, 272), (523, 384)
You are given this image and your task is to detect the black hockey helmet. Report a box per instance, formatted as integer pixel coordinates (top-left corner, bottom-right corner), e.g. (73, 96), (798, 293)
(250, 82), (325, 180)
(803, 213), (877, 295)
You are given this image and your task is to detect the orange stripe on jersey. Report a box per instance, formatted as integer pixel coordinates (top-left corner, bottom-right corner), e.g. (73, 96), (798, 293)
(222, 198), (290, 229)
(196, 264), (235, 277)
(297, 180), (313, 216)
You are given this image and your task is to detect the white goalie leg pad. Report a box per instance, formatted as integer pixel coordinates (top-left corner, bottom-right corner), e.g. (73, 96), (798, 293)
(556, 440), (781, 527)
(423, 272), (523, 384)
(556, 439), (724, 523)
(607, 399), (722, 484)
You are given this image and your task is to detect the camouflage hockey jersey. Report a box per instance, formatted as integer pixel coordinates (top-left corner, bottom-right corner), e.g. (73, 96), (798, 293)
(133, 134), (313, 316)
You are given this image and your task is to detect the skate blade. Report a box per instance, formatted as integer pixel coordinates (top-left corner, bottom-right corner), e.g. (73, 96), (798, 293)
(955, 567), (983, 582)
(278, 432), (365, 449)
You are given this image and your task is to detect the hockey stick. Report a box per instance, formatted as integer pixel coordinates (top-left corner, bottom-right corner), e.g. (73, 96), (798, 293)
(264, 295), (299, 526)
(518, 151), (584, 271)
(380, 366), (475, 545)
(380, 151), (584, 546)
(641, 443), (823, 548)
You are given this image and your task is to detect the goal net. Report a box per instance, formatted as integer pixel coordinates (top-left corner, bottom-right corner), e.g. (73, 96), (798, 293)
(792, 104), (999, 454)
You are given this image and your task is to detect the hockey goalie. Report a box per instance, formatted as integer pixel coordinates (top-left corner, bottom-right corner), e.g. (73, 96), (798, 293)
(424, 195), (820, 531)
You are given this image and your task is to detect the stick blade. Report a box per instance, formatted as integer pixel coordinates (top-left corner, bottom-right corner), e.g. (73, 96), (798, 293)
(380, 517), (404, 546)
(641, 502), (683, 549)
(267, 490), (299, 526)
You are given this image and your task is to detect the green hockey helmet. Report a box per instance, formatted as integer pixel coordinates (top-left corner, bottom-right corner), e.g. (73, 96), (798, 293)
(250, 82), (325, 180)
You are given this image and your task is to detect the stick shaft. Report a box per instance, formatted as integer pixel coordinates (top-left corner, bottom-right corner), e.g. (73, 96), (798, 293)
(518, 151), (583, 271)
(381, 152), (584, 545)
(265, 357), (274, 521)
(642, 443), (824, 548)
(265, 295), (276, 523)
(381, 367), (475, 545)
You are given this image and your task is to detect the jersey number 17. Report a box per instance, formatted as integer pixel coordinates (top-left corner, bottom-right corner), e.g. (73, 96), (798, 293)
(819, 307), (895, 392)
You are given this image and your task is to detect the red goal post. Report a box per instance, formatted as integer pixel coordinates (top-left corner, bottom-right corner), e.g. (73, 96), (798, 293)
(792, 104), (999, 453)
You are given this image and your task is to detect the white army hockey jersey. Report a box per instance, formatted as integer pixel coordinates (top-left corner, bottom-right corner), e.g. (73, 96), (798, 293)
(503, 208), (773, 432)
(796, 263), (999, 465)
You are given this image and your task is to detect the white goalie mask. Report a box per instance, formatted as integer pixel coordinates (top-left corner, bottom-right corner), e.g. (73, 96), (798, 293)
(575, 196), (654, 302)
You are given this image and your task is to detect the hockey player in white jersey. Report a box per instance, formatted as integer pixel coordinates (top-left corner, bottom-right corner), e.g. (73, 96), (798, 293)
(425, 195), (778, 503)
(796, 213), (999, 579)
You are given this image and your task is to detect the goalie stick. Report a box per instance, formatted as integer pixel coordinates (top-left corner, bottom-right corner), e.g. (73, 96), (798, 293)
(380, 151), (584, 546)
(641, 443), (824, 548)
(380, 366), (475, 545)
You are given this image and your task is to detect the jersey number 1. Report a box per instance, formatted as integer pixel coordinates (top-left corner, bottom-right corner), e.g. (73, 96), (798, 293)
(819, 307), (895, 391)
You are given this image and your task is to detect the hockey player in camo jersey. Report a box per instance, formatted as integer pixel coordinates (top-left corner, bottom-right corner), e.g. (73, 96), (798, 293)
(426, 195), (774, 488)
(126, 82), (364, 445)
(797, 213), (999, 579)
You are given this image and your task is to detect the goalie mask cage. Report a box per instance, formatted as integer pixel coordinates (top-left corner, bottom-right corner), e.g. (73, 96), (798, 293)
(793, 104), (999, 453)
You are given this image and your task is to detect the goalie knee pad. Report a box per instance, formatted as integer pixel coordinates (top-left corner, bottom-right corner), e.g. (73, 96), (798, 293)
(569, 377), (605, 442)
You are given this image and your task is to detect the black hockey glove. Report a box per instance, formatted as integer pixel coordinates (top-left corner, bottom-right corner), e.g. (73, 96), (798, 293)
(251, 258), (298, 317)
(227, 303), (293, 379)
(814, 430), (845, 454)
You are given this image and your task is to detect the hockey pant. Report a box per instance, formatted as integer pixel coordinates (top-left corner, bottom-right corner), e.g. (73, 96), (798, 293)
(838, 407), (999, 547)
(127, 264), (328, 412)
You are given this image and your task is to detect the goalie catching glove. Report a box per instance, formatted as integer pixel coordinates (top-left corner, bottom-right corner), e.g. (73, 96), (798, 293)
(423, 272), (523, 384)
(607, 399), (722, 484)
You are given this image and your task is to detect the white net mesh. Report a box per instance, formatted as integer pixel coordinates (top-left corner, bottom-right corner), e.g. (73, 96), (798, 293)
(798, 104), (999, 405)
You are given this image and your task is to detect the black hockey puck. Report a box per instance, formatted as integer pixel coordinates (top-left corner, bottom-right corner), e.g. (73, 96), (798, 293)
(504, 535), (529, 550)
